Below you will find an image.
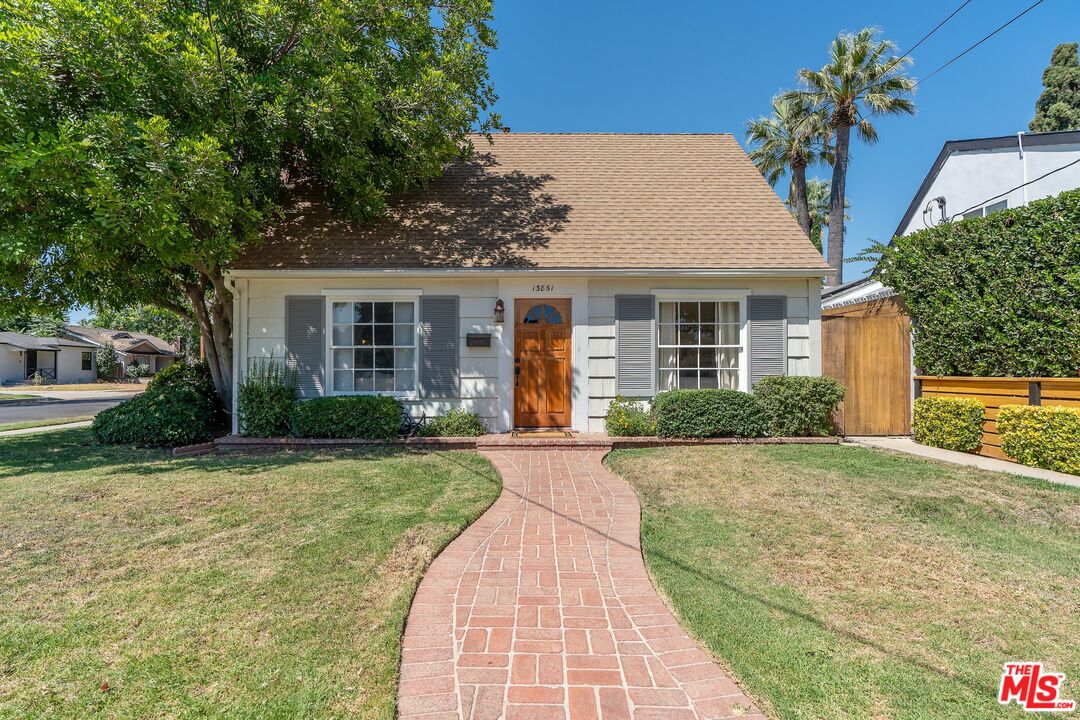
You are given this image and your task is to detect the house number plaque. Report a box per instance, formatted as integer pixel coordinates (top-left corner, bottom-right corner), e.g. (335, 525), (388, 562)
(532, 284), (555, 292)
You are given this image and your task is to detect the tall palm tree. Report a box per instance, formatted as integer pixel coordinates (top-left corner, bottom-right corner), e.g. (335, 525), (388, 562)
(791, 177), (850, 252)
(795, 27), (915, 284)
(745, 94), (831, 238)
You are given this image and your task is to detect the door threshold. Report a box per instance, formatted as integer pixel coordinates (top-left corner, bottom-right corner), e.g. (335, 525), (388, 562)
(511, 429), (575, 438)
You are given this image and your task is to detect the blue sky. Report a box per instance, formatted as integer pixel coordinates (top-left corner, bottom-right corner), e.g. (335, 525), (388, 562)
(485, 0), (1075, 280)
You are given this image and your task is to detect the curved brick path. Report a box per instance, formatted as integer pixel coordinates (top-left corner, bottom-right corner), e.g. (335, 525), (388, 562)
(398, 450), (763, 720)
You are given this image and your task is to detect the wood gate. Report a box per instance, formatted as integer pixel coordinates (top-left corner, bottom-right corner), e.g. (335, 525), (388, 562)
(823, 296), (911, 436)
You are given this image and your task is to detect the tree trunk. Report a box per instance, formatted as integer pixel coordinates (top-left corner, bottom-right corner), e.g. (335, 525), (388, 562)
(791, 162), (812, 239)
(183, 281), (234, 410)
(826, 123), (851, 286)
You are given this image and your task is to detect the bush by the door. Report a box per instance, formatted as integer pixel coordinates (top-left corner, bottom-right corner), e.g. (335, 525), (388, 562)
(290, 395), (402, 440)
(417, 408), (487, 437)
(238, 358), (296, 437)
(754, 376), (845, 437)
(998, 405), (1080, 475)
(652, 389), (767, 438)
(605, 397), (655, 437)
(912, 396), (984, 452)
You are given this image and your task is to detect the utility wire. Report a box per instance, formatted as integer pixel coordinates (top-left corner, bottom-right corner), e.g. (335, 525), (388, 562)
(951, 155), (1080, 219)
(900, 0), (974, 58)
(915, 0), (1048, 87)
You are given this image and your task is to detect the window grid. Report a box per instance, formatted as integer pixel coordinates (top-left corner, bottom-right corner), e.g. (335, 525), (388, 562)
(331, 301), (416, 394)
(658, 301), (741, 391)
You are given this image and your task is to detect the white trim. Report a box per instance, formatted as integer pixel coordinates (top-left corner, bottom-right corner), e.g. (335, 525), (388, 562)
(228, 268), (830, 279)
(319, 288), (423, 297)
(651, 288), (751, 299)
(324, 295), (420, 400)
(653, 296), (750, 393)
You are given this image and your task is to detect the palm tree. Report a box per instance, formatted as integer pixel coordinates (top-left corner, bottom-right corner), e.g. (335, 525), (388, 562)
(745, 94), (831, 237)
(795, 27), (915, 284)
(791, 177), (850, 252)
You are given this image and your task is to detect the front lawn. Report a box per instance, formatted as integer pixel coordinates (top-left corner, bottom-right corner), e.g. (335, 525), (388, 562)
(0, 394), (38, 402)
(0, 430), (500, 719)
(606, 445), (1080, 720)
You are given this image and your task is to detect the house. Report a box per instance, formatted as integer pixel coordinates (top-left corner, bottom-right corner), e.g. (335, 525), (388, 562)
(0, 331), (97, 384)
(63, 326), (178, 377)
(226, 133), (830, 434)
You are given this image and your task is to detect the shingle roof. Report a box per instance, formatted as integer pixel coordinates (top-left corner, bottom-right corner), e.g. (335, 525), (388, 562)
(0, 332), (95, 350)
(231, 133), (828, 272)
(64, 326), (176, 356)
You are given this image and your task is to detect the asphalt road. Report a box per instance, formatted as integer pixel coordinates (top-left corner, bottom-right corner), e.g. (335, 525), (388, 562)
(0, 394), (131, 423)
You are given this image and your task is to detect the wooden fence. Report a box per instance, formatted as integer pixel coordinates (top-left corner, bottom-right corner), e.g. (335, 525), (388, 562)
(916, 376), (1080, 460)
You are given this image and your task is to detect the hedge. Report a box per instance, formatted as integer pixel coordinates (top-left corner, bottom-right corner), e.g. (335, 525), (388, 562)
(605, 397), (655, 437)
(754, 376), (845, 437)
(878, 188), (1080, 377)
(290, 395), (401, 439)
(912, 396), (984, 452)
(998, 405), (1080, 475)
(652, 389), (767, 438)
(417, 409), (487, 437)
(238, 358), (296, 437)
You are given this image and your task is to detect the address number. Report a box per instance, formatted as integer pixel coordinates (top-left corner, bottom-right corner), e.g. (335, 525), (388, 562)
(532, 284), (555, 292)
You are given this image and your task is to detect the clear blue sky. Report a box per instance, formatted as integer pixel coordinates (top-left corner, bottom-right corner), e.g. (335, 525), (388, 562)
(485, 0), (1075, 280)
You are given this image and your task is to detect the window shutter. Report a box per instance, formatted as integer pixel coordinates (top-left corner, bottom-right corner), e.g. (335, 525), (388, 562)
(419, 296), (459, 398)
(748, 296), (786, 389)
(285, 296), (325, 398)
(616, 295), (656, 397)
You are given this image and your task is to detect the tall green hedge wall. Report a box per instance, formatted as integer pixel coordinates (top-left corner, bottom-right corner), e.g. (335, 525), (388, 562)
(878, 189), (1080, 377)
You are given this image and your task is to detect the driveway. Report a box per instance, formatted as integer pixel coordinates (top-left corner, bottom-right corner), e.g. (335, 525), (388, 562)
(0, 390), (137, 424)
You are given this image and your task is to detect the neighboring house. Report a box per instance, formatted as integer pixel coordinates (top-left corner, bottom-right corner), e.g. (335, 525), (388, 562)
(63, 326), (178, 377)
(227, 133), (829, 434)
(0, 331), (97, 384)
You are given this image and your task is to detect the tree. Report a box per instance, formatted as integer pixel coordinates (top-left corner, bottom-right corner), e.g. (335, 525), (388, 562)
(1030, 42), (1080, 132)
(790, 177), (850, 252)
(87, 305), (199, 357)
(97, 342), (120, 381)
(0, 310), (68, 337)
(0, 0), (499, 405)
(795, 28), (915, 285)
(746, 94), (831, 238)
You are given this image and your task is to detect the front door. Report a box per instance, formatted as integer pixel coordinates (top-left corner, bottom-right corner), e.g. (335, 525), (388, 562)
(514, 299), (572, 428)
(26, 350), (37, 377)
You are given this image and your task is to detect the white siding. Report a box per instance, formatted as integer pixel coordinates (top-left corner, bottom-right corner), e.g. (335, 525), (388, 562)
(0, 347), (22, 384)
(56, 347), (96, 383)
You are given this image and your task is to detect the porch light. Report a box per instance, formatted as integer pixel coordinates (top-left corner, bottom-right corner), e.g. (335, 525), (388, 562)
(494, 299), (505, 324)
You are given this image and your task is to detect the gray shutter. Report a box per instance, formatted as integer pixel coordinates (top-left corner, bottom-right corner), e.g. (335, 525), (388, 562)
(615, 295), (656, 397)
(285, 296), (325, 398)
(419, 296), (459, 398)
(749, 296), (786, 390)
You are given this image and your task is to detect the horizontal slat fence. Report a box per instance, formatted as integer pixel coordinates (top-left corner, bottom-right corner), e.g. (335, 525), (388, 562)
(916, 376), (1080, 460)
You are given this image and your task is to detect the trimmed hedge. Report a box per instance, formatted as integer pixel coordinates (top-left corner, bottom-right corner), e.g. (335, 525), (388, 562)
(879, 188), (1080, 376)
(998, 405), (1080, 475)
(912, 396), (984, 452)
(652, 389), (767, 438)
(605, 397), (655, 437)
(92, 362), (225, 447)
(754, 376), (845, 437)
(417, 409), (487, 437)
(290, 395), (401, 440)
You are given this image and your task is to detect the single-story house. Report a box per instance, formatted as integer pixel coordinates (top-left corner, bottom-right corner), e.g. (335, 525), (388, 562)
(227, 133), (829, 434)
(0, 331), (97, 384)
(63, 326), (178, 377)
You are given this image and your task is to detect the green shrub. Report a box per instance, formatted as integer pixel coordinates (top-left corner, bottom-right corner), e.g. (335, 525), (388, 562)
(96, 341), (119, 380)
(652, 388), (767, 438)
(238, 357), (296, 437)
(998, 405), (1080, 475)
(605, 396), (655, 437)
(417, 408), (487, 437)
(93, 361), (224, 447)
(290, 395), (402, 440)
(754, 376), (845, 437)
(912, 396), (984, 452)
(879, 188), (1080, 376)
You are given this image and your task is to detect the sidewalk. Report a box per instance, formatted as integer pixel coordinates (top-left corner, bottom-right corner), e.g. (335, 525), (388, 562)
(848, 436), (1080, 489)
(0, 420), (93, 438)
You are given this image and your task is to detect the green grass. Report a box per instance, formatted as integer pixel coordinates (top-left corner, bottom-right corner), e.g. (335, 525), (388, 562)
(0, 394), (38, 402)
(606, 444), (1080, 720)
(0, 430), (501, 719)
(0, 416), (94, 432)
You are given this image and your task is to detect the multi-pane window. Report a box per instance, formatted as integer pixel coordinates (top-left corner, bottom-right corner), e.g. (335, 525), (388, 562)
(331, 300), (416, 394)
(81, 351), (92, 371)
(658, 301), (741, 390)
(962, 199), (1008, 220)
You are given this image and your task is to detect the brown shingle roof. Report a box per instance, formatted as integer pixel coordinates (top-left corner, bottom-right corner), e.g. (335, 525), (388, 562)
(64, 326), (176, 356)
(232, 133), (828, 272)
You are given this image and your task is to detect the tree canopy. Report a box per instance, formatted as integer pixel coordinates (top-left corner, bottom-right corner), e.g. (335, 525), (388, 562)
(1030, 42), (1080, 133)
(0, 0), (499, 401)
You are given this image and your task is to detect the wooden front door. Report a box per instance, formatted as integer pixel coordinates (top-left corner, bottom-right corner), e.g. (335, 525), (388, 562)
(514, 299), (572, 428)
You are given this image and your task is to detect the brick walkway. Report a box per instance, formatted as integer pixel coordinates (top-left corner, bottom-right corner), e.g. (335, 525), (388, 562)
(398, 450), (763, 720)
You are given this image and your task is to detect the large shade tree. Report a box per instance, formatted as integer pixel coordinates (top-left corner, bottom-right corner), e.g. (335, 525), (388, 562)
(795, 28), (915, 284)
(745, 94), (831, 238)
(1030, 42), (1080, 132)
(0, 0), (499, 403)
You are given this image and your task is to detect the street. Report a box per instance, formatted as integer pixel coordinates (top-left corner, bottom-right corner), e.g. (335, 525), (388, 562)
(0, 391), (137, 424)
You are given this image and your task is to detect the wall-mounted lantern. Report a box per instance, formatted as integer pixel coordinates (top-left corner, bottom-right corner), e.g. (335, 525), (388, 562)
(494, 299), (505, 324)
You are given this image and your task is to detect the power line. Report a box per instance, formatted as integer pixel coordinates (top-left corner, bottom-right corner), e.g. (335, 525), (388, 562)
(915, 0), (1048, 87)
(951, 155), (1080, 219)
(901, 0), (974, 58)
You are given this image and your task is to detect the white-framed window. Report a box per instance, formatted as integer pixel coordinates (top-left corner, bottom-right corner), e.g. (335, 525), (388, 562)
(656, 297), (746, 392)
(328, 298), (418, 396)
(962, 199), (1008, 220)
